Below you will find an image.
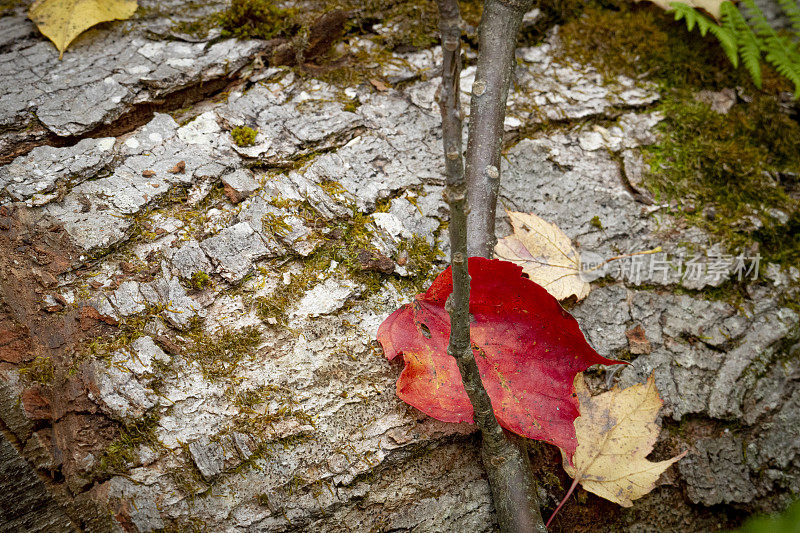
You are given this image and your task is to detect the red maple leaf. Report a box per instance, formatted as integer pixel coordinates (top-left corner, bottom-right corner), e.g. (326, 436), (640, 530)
(378, 257), (623, 458)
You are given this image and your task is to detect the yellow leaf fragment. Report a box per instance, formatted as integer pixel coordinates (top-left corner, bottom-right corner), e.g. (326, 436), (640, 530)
(634, 0), (725, 20)
(29, 0), (138, 59)
(563, 374), (686, 507)
(494, 210), (590, 301)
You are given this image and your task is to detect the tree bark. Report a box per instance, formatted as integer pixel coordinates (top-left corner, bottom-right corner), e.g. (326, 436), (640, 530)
(436, 1), (546, 531)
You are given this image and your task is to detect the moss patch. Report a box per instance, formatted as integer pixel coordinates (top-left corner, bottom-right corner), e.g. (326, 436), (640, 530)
(397, 235), (441, 283)
(261, 212), (292, 238)
(218, 0), (298, 40)
(231, 126), (258, 147)
(254, 208), (377, 325)
(558, 4), (792, 93)
(255, 204), (441, 325)
(184, 320), (263, 380)
(79, 303), (168, 368)
(98, 412), (160, 474)
(173, 0), (298, 40)
(643, 94), (800, 265)
(189, 270), (212, 290)
(232, 384), (315, 434)
(19, 356), (55, 385)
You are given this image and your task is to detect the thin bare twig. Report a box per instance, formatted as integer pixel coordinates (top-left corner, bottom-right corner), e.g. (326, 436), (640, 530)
(436, 1), (546, 531)
(465, 0), (535, 258)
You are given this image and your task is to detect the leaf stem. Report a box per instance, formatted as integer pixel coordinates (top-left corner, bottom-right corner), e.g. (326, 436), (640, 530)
(546, 475), (581, 527)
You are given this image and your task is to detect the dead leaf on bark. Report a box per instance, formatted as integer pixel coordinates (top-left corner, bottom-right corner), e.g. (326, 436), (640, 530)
(625, 324), (652, 355)
(29, 0), (138, 59)
(494, 210), (591, 301)
(168, 161), (186, 174)
(369, 78), (391, 92)
(633, 0), (725, 20)
(549, 374), (686, 525)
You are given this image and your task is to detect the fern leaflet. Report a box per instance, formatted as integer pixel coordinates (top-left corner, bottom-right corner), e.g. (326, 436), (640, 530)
(668, 0), (800, 97)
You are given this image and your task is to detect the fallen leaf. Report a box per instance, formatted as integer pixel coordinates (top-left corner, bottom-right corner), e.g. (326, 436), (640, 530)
(378, 257), (623, 457)
(494, 210), (591, 301)
(356, 249), (395, 274)
(141, 170), (156, 177)
(625, 324), (652, 355)
(29, 0), (138, 59)
(369, 78), (390, 91)
(168, 161), (186, 174)
(558, 374), (685, 510)
(633, 0), (725, 20)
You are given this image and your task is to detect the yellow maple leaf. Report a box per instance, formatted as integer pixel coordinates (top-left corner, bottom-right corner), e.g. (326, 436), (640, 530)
(29, 0), (138, 59)
(549, 374), (686, 525)
(494, 210), (591, 301)
(635, 0), (725, 20)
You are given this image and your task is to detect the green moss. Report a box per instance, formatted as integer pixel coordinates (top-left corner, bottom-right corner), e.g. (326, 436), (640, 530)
(262, 212), (292, 238)
(170, 445), (209, 500)
(98, 412), (161, 474)
(255, 209), (388, 324)
(168, 0), (304, 43)
(269, 196), (299, 210)
(642, 94), (800, 265)
(397, 235), (441, 289)
(590, 215), (603, 230)
(170, 16), (216, 38)
(319, 180), (346, 198)
(189, 270), (212, 290)
(231, 126), (258, 147)
(19, 356), (54, 385)
(233, 383), (315, 434)
(80, 303), (168, 367)
(374, 197), (392, 213)
(218, 0), (298, 40)
(158, 517), (208, 533)
(254, 252), (329, 325)
(558, 4), (792, 93)
(342, 98), (360, 113)
(184, 320), (263, 380)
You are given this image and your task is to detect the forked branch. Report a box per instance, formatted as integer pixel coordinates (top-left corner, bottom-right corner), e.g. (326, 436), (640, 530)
(436, 1), (546, 531)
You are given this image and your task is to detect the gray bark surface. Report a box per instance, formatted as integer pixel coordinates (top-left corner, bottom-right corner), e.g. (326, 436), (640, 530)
(0, 2), (798, 532)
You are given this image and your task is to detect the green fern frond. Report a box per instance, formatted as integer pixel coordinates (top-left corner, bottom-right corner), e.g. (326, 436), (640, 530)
(707, 24), (740, 67)
(725, 0), (765, 88)
(671, 2), (707, 33)
(741, 0), (800, 96)
(709, 3), (740, 67)
(740, 0), (780, 38)
(668, 0), (800, 96)
(671, 2), (702, 32)
(776, 0), (800, 37)
(766, 46), (800, 96)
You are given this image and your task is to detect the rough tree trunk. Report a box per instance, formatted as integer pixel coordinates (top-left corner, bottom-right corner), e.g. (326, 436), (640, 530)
(0, 1), (798, 532)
